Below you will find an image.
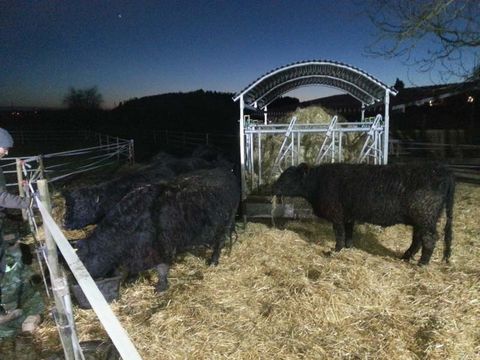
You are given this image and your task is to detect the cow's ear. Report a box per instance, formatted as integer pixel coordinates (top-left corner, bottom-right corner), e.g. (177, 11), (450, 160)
(297, 163), (310, 175)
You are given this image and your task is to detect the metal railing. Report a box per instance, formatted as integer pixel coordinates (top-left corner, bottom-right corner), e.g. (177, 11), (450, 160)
(388, 139), (480, 182)
(3, 131), (140, 359)
(1, 132), (134, 189)
(147, 129), (238, 154)
(243, 115), (386, 194)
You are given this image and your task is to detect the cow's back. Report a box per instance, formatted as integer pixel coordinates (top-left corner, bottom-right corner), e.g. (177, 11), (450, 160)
(306, 163), (452, 227)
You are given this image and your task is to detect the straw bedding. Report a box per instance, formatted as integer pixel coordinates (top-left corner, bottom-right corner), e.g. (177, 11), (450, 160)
(33, 182), (480, 359)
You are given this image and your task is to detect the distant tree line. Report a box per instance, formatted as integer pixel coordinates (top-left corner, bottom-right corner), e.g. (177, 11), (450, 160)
(63, 86), (103, 110)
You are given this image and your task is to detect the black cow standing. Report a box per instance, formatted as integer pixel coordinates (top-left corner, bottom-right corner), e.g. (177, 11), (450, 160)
(273, 163), (455, 265)
(75, 167), (240, 292)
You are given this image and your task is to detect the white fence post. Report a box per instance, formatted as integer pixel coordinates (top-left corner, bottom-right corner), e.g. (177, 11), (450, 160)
(33, 197), (143, 360)
(16, 158), (28, 221)
(38, 179), (83, 360)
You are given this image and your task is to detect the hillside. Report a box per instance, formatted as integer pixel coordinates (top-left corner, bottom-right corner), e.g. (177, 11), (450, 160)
(110, 90), (238, 134)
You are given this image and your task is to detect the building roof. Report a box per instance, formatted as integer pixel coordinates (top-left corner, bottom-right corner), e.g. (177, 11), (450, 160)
(233, 60), (397, 108)
(306, 80), (479, 111)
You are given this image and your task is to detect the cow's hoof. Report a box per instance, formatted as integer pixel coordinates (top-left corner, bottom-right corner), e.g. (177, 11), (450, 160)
(207, 258), (219, 266)
(401, 254), (411, 262)
(417, 260), (429, 266)
(334, 245), (344, 252)
(345, 242), (353, 249)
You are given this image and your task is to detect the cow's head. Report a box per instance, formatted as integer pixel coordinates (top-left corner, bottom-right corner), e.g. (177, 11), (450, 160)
(273, 163), (310, 197)
(63, 187), (104, 230)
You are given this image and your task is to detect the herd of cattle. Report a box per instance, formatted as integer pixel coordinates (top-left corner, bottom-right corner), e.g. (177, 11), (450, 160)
(65, 147), (240, 292)
(62, 148), (456, 293)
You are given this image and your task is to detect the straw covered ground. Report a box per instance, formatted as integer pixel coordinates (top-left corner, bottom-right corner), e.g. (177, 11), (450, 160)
(30, 182), (480, 359)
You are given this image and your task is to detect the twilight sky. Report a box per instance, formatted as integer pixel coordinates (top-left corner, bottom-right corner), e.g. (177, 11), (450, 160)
(0, 1), (451, 109)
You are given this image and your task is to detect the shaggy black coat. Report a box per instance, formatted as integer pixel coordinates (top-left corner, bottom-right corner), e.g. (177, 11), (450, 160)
(75, 167), (240, 292)
(63, 151), (231, 229)
(273, 162), (455, 265)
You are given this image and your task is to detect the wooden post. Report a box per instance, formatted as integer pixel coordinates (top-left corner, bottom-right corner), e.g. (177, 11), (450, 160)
(16, 159), (28, 221)
(16, 159), (36, 234)
(37, 179), (82, 360)
(128, 140), (135, 165)
(116, 137), (120, 163)
(38, 155), (46, 180)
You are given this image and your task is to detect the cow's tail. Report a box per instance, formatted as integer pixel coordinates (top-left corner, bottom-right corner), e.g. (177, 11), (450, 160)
(443, 173), (455, 263)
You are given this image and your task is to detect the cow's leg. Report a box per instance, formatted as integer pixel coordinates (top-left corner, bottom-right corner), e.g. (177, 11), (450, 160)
(344, 221), (354, 248)
(155, 263), (170, 292)
(402, 226), (422, 261)
(208, 232), (226, 266)
(0, 289), (5, 315)
(333, 222), (346, 251)
(208, 242), (222, 266)
(418, 229), (438, 265)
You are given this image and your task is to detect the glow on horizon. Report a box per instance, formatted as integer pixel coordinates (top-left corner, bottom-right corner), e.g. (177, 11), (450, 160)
(0, 1), (460, 109)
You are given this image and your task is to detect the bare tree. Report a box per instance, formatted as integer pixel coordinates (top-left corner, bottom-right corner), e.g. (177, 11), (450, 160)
(63, 86), (104, 110)
(362, 0), (480, 81)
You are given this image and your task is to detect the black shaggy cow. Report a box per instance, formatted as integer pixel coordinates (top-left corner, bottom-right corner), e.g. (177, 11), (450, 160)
(273, 162), (455, 265)
(63, 151), (231, 229)
(63, 164), (175, 229)
(75, 167), (240, 292)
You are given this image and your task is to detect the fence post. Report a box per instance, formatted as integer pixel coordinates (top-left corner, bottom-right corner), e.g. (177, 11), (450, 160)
(206, 133), (209, 146)
(38, 155), (46, 179)
(16, 159), (28, 221)
(128, 140), (135, 165)
(116, 137), (120, 163)
(37, 179), (82, 360)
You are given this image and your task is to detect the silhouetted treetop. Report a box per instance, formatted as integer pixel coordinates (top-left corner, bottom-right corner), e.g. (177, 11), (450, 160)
(63, 86), (103, 110)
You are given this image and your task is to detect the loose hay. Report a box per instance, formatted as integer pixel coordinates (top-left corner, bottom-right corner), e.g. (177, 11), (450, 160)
(32, 183), (480, 359)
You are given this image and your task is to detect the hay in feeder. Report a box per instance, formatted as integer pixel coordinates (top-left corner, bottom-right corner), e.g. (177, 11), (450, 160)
(28, 182), (480, 359)
(250, 105), (368, 191)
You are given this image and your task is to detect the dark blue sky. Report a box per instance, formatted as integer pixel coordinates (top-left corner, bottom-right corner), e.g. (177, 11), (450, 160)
(0, 1), (446, 109)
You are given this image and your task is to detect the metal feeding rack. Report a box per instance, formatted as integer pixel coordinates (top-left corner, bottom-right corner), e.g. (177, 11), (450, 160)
(243, 114), (385, 194)
(233, 59), (397, 199)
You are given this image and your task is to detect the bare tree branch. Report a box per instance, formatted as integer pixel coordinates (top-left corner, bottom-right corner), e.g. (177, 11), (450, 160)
(361, 0), (480, 81)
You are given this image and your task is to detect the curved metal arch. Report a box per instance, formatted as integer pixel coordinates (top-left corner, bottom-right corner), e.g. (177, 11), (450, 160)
(255, 75), (379, 108)
(233, 60), (397, 106)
